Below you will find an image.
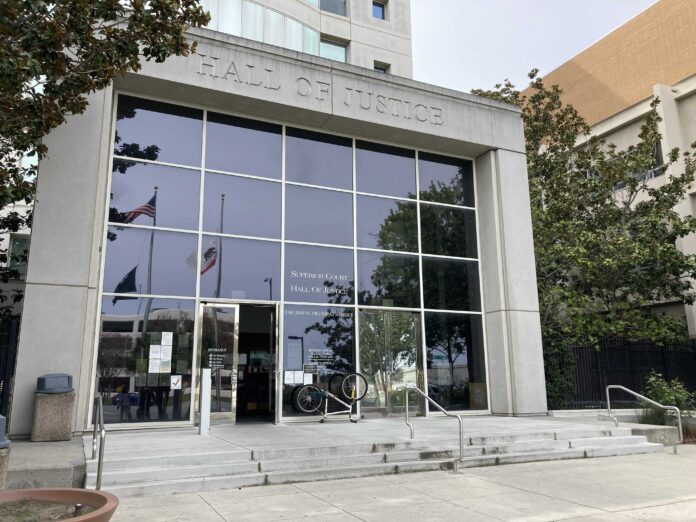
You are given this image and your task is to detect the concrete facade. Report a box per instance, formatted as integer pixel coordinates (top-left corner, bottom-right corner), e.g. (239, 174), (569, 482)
(9, 17), (547, 435)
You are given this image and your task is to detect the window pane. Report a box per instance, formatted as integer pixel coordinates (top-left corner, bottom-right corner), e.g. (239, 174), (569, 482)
(219, 0), (242, 35)
(115, 96), (203, 167)
(319, 39), (346, 62)
(264, 8), (285, 47)
(9, 235), (29, 275)
(203, 173), (281, 238)
(104, 227), (197, 297)
(286, 128), (352, 190)
(109, 161), (200, 231)
(285, 185), (353, 246)
(357, 251), (420, 308)
(425, 312), (487, 410)
(359, 310), (421, 417)
(320, 0), (346, 16)
(97, 297), (195, 423)
(303, 26), (319, 55)
(282, 305), (354, 417)
(356, 195), (417, 252)
(206, 113), (281, 179)
(372, 2), (385, 19)
(419, 152), (475, 207)
(199, 236), (280, 300)
(356, 141), (416, 198)
(285, 244), (354, 304)
(419, 204), (478, 258)
(285, 17), (303, 51)
(200, 0), (219, 30)
(242, 0), (264, 40)
(422, 258), (480, 311)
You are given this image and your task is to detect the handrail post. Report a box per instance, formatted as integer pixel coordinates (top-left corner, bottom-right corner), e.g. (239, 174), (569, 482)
(91, 395), (106, 490)
(91, 398), (98, 460)
(606, 384), (683, 454)
(404, 387), (414, 439)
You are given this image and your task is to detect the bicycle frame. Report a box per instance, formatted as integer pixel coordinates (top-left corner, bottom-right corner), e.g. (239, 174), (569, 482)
(320, 388), (358, 423)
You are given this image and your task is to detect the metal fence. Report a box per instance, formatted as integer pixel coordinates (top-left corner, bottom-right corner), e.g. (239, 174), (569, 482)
(0, 318), (19, 417)
(551, 339), (696, 409)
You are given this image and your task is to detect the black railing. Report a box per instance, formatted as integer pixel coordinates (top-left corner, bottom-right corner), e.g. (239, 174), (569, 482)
(548, 338), (696, 409)
(0, 318), (20, 417)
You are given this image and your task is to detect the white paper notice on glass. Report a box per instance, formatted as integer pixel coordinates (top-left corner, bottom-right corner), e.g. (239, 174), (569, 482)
(148, 358), (161, 373)
(284, 370), (294, 384)
(160, 345), (172, 360)
(303, 373), (313, 385)
(149, 345), (162, 359)
(293, 371), (304, 385)
(170, 375), (182, 390)
(238, 353), (248, 365)
(161, 332), (173, 346)
(159, 359), (172, 373)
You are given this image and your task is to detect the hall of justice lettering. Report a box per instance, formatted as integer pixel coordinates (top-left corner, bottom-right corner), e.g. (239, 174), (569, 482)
(342, 87), (444, 126)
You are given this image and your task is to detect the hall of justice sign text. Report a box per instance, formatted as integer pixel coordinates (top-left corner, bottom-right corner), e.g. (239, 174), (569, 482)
(197, 53), (444, 126)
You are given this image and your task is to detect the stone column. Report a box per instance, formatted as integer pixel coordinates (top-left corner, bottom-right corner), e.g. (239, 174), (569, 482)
(9, 88), (113, 436)
(476, 149), (548, 415)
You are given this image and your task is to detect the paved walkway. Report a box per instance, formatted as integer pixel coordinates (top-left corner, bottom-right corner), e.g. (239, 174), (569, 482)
(111, 444), (696, 521)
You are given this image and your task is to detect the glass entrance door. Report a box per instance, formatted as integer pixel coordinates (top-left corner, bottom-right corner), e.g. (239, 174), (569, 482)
(199, 303), (239, 420)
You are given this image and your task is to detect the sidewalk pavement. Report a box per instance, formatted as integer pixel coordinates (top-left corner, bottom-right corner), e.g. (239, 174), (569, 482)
(111, 444), (696, 522)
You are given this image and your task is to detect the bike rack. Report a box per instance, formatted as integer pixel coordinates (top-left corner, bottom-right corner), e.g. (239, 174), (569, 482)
(399, 384), (466, 472)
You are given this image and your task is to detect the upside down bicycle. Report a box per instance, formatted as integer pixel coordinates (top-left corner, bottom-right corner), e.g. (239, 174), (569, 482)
(291, 372), (368, 423)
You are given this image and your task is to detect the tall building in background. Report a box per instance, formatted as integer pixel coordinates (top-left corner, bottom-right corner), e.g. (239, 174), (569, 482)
(531, 0), (696, 335)
(8, 0), (547, 442)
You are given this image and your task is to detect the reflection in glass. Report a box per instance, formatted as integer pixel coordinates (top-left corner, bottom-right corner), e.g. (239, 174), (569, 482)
(286, 128), (352, 189)
(357, 251), (420, 308)
(203, 173), (281, 239)
(199, 236), (280, 301)
(97, 297), (195, 424)
(103, 226), (197, 297)
(356, 196), (417, 252)
(419, 204), (478, 258)
(359, 310), (422, 417)
(109, 161), (200, 230)
(425, 312), (486, 410)
(283, 305), (354, 416)
(419, 152), (475, 207)
(285, 185), (353, 246)
(422, 258), (480, 311)
(115, 95), (203, 167)
(284, 244), (354, 304)
(206, 112), (282, 178)
(356, 141), (416, 198)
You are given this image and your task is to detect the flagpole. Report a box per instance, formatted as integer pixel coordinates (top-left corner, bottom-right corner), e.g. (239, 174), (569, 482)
(142, 186), (158, 338)
(213, 194), (224, 411)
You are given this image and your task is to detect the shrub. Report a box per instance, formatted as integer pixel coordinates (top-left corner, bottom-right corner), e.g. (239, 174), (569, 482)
(638, 371), (694, 425)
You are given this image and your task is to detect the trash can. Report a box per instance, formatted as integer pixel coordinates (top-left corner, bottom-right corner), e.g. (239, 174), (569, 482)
(31, 374), (75, 442)
(0, 415), (10, 488)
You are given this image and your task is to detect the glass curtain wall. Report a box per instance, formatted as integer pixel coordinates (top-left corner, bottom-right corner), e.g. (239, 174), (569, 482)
(97, 94), (487, 424)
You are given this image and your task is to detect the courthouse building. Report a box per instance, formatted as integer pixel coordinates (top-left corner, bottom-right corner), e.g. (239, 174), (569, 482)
(9, 0), (547, 435)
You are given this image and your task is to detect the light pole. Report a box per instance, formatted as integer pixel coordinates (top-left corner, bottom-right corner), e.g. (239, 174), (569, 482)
(264, 277), (273, 300)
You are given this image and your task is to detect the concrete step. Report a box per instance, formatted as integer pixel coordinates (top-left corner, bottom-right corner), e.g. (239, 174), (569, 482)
(483, 439), (572, 454)
(86, 460), (260, 487)
(569, 436), (647, 448)
(554, 427), (632, 440)
(104, 472), (267, 497)
(86, 450), (253, 473)
(258, 452), (387, 472)
(583, 443), (664, 458)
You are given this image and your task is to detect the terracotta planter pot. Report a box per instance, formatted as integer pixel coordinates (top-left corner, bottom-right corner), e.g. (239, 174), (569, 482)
(0, 488), (118, 521)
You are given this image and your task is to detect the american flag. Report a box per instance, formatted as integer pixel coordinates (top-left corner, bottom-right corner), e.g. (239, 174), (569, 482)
(200, 241), (218, 275)
(123, 194), (156, 223)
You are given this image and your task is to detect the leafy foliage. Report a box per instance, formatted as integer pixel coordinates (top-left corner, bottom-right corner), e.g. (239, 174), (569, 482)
(0, 0), (210, 321)
(638, 370), (694, 425)
(472, 71), (696, 347)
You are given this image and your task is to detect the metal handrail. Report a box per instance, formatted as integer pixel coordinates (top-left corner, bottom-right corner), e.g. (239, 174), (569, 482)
(606, 385), (683, 455)
(400, 385), (466, 469)
(91, 395), (106, 490)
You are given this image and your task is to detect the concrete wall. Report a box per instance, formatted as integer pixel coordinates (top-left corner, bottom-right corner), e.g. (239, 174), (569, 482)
(9, 31), (546, 433)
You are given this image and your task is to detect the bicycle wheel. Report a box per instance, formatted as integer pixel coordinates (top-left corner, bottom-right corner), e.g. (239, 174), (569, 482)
(293, 385), (324, 414)
(328, 373), (345, 396)
(341, 373), (368, 401)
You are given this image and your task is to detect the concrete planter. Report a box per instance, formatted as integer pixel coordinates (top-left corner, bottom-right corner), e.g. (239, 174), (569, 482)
(0, 488), (118, 521)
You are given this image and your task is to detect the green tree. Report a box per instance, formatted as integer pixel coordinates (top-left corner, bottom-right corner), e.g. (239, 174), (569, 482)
(472, 72), (696, 406)
(0, 0), (210, 321)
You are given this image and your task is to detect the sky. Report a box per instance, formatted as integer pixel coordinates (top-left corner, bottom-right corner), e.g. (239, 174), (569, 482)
(411, 0), (658, 93)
